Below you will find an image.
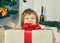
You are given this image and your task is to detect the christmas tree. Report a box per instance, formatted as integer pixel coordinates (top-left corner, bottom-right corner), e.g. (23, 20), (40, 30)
(0, 0), (18, 19)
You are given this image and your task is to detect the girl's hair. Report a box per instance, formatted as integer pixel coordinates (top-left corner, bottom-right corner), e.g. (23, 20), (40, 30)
(21, 8), (38, 27)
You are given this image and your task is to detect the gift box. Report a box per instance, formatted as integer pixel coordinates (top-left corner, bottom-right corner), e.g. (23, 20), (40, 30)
(4, 29), (53, 43)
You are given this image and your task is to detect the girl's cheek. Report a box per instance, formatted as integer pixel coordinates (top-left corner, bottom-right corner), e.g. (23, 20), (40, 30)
(32, 20), (36, 24)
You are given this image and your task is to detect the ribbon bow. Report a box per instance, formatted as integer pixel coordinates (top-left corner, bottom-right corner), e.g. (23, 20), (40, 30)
(22, 23), (41, 31)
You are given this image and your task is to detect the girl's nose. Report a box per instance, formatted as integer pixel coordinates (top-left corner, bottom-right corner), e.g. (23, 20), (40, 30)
(28, 19), (32, 23)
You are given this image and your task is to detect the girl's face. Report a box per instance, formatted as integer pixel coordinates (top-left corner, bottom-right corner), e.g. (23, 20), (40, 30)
(24, 13), (36, 24)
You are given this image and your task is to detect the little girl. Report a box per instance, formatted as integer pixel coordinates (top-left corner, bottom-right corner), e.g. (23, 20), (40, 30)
(21, 8), (39, 27)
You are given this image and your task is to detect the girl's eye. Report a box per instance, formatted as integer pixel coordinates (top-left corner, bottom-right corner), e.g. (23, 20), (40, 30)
(32, 18), (35, 19)
(26, 18), (29, 20)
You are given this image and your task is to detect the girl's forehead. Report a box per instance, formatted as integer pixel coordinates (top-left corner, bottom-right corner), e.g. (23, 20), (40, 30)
(25, 13), (35, 16)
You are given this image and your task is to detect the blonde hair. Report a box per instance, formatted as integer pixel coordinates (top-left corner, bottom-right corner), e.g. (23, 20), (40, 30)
(21, 8), (38, 27)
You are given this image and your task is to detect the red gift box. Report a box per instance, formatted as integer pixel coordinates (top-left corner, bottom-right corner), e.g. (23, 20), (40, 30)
(4, 23), (53, 43)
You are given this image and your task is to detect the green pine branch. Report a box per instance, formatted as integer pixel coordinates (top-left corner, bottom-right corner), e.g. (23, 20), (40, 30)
(41, 21), (60, 30)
